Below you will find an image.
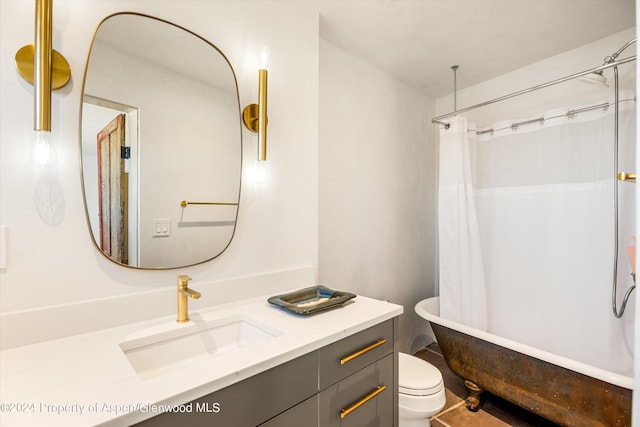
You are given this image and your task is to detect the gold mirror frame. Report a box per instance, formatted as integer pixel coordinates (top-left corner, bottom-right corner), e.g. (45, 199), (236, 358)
(79, 13), (243, 269)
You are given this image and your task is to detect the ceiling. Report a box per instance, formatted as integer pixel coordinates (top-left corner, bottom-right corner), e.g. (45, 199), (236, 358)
(300, 0), (635, 98)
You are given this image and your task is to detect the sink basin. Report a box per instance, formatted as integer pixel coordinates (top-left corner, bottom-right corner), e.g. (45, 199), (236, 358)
(120, 314), (281, 378)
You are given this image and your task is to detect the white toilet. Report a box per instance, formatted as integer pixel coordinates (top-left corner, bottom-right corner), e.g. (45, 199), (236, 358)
(398, 352), (446, 427)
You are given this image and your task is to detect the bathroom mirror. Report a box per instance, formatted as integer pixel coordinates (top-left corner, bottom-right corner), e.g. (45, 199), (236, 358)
(80, 13), (242, 269)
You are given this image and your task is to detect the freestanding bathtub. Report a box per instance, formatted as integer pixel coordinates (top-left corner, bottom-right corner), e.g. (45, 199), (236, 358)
(415, 297), (633, 427)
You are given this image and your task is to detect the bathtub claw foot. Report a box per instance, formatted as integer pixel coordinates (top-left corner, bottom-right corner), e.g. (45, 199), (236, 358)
(464, 380), (484, 412)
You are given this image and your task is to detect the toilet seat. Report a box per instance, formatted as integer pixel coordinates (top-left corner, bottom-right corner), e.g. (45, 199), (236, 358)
(399, 352), (444, 396)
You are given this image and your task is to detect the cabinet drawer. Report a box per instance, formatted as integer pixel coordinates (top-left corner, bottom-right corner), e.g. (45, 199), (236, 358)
(135, 351), (318, 427)
(259, 395), (318, 427)
(319, 353), (393, 427)
(319, 320), (393, 390)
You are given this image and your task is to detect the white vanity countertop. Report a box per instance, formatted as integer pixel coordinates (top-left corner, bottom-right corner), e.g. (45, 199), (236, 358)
(0, 292), (403, 427)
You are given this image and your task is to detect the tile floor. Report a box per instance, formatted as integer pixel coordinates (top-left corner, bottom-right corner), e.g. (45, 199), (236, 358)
(414, 344), (559, 427)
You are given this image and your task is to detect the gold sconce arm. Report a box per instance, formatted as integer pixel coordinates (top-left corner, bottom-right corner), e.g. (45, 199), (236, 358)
(15, 45), (71, 91)
(14, 0), (71, 132)
(242, 68), (268, 161)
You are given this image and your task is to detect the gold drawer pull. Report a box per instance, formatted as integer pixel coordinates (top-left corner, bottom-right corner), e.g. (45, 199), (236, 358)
(340, 385), (387, 419)
(618, 172), (636, 182)
(340, 339), (387, 365)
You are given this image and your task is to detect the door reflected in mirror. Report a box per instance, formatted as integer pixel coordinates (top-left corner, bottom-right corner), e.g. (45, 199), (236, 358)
(81, 13), (242, 269)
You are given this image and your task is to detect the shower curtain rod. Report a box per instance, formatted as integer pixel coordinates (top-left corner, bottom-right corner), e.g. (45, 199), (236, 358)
(431, 55), (636, 127)
(472, 98), (635, 135)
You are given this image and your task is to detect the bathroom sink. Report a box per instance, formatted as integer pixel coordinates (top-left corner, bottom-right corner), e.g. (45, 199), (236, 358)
(119, 314), (281, 378)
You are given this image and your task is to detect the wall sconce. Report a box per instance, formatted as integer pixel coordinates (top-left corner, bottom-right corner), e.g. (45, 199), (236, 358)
(242, 55), (268, 161)
(14, 0), (71, 164)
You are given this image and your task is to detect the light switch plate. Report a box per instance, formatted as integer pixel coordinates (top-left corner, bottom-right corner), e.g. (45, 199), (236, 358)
(152, 219), (170, 237)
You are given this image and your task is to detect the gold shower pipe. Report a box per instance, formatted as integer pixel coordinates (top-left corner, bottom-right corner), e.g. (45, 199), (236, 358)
(15, 0), (71, 131)
(180, 200), (239, 208)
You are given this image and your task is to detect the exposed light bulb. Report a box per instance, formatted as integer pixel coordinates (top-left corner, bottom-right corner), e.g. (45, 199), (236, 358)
(33, 131), (56, 167)
(250, 160), (266, 183)
(259, 49), (269, 70)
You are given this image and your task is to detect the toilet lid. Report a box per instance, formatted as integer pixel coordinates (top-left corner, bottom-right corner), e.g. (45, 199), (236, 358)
(399, 352), (444, 396)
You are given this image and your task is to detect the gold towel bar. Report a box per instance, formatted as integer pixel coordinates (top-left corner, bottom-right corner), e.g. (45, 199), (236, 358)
(340, 385), (387, 419)
(618, 172), (636, 183)
(180, 200), (239, 208)
(340, 339), (387, 365)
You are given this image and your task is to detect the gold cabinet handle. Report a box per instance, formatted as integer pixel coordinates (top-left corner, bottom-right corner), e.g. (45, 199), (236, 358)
(340, 385), (387, 419)
(618, 172), (636, 182)
(340, 339), (387, 365)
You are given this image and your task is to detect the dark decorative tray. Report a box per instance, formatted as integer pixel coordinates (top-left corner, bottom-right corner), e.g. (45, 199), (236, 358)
(267, 285), (356, 315)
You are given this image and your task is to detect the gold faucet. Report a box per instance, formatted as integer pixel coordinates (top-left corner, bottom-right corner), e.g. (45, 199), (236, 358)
(176, 275), (201, 323)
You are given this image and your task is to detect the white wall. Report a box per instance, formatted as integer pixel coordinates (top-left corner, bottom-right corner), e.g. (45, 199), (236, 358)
(0, 0), (318, 348)
(318, 39), (437, 353)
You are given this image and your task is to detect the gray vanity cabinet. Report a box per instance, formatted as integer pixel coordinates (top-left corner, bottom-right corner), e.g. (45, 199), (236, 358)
(320, 354), (394, 426)
(134, 351), (318, 427)
(318, 320), (396, 426)
(135, 317), (398, 427)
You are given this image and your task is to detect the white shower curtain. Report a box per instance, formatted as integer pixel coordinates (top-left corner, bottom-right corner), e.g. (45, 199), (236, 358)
(438, 116), (488, 331)
(437, 96), (636, 375)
